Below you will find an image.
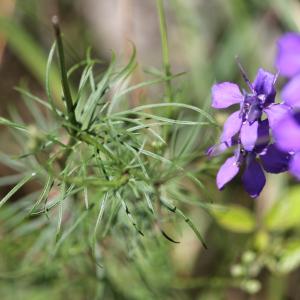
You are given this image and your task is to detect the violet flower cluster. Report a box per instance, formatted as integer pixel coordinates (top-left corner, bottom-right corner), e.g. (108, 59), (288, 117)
(209, 32), (300, 198)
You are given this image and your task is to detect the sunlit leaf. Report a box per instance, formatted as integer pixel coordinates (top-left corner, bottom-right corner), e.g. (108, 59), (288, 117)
(210, 205), (256, 233)
(276, 240), (300, 274)
(264, 187), (300, 231)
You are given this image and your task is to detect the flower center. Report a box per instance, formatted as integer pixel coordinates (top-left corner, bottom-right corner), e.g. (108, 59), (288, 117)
(241, 94), (263, 124)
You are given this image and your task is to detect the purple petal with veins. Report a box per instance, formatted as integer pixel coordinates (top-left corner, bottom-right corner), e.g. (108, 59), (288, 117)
(264, 103), (291, 129)
(220, 111), (242, 142)
(240, 121), (258, 151)
(216, 156), (239, 190)
(207, 142), (231, 157)
(211, 82), (243, 109)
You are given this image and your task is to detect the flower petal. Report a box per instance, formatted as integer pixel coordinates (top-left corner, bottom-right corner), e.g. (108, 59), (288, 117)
(273, 113), (300, 152)
(264, 103), (291, 129)
(260, 144), (291, 173)
(211, 82), (243, 109)
(289, 152), (300, 180)
(207, 142), (230, 157)
(216, 156), (239, 190)
(276, 33), (300, 78)
(220, 111), (242, 142)
(242, 157), (266, 198)
(253, 68), (275, 99)
(240, 121), (258, 151)
(255, 119), (269, 152)
(281, 74), (300, 108)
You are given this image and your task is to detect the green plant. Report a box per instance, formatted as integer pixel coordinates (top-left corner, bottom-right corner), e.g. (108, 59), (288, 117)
(0, 9), (216, 299)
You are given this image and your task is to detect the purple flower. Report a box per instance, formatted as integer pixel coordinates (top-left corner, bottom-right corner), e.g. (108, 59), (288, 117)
(211, 68), (290, 154)
(216, 121), (290, 197)
(273, 111), (300, 179)
(210, 67), (291, 197)
(276, 33), (300, 108)
(273, 33), (300, 180)
(273, 111), (300, 153)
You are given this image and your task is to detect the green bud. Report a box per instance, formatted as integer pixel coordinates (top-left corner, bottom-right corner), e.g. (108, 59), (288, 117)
(230, 264), (244, 277)
(27, 125), (46, 152)
(151, 141), (164, 150)
(242, 251), (256, 264)
(242, 279), (261, 294)
(254, 230), (269, 251)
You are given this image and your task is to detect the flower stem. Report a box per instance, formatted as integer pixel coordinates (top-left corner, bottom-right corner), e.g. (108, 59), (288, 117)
(52, 16), (77, 130)
(52, 16), (79, 169)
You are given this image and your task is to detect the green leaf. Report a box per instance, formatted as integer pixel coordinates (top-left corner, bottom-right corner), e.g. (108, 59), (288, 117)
(80, 52), (116, 130)
(46, 42), (64, 113)
(264, 187), (300, 231)
(0, 117), (27, 131)
(160, 197), (207, 248)
(53, 209), (89, 256)
(93, 192), (109, 241)
(276, 240), (300, 274)
(0, 173), (26, 187)
(114, 102), (216, 125)
(0, 173), (36, 208)
(210, 205), (256, 233)
(112, 72), (184, 102)
(14, 87), (53, 111)
(29, 176), (53, 215)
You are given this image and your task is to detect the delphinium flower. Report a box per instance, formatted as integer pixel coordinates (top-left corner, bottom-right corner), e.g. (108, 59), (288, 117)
(276, 33), (300, 108)
(272, 33), (300, 180)
(209, 66), (291, 197)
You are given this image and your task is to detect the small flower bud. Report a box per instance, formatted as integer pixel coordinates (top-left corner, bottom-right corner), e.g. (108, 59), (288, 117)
(241, 279), (261, 294)
(27, 125), (46, 152)
(230, 264), (244, 277)
(242, 251), (256, 264)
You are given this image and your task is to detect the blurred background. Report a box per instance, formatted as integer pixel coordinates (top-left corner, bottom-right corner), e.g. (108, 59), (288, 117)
(1, 0), (300, 299)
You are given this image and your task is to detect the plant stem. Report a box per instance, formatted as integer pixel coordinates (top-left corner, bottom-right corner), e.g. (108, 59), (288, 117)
(52, 16), (79, 169)
(156, 0), (173, 104)
(52, 16), (77, 130)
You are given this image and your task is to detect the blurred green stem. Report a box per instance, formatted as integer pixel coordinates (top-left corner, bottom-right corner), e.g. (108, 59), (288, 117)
(156, 0), (173, 105)
(173, 277), (241, 290)
(268, 275), (286, 300)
